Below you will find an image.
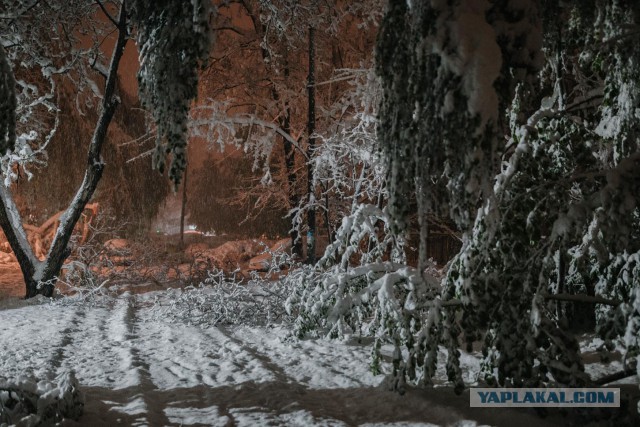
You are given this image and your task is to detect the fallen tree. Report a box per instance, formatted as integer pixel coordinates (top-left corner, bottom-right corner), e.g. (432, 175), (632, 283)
(0, 203), (100, 262)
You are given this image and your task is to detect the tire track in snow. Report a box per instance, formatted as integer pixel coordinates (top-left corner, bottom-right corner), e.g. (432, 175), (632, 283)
(58, 297), (137, 389)
(0, 302), (79, 380)
(47, 306), (85, 380)
(135, 308), (277, 390)
(59, 294), (169, 426)
(216, 325), (294, 385)
(212, 325), (301, 427)
(125, 292), (173, 427)
(228, 326), (382, 389)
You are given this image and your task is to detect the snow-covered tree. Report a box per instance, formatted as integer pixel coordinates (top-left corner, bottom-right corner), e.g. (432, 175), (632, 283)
(374, 0), (640, 391)
(187, 0), (383, 255)
(441, 0), (640, 389)
(291, 0), (640, 399)
(0, 0), (212, 297)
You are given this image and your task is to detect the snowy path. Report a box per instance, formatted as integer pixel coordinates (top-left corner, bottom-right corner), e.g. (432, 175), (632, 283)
(0, 295), (626, 426)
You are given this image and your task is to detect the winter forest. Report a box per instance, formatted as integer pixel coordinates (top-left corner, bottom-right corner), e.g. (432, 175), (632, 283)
(1, 0), (640, 425)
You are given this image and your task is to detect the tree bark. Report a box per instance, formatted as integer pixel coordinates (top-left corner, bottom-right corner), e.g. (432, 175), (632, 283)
(0, 3), (128, 298)
(306, 25), (317, 264)
(0, 185), (39, 295)
(180, 160), (189, 249)
(282, 93), (303, 258)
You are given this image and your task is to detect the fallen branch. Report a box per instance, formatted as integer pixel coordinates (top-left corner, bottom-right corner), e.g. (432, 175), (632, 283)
(0, 203), (100, 261)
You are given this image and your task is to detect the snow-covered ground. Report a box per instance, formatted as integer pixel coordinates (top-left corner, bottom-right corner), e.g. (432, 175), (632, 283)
(0, 293), (637, 426)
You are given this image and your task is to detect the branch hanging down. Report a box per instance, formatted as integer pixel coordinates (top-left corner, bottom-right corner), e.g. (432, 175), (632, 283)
(130, 0), (213, 185)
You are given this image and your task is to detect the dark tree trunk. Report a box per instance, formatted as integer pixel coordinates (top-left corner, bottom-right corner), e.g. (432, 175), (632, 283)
(243, 3), (304, 258)
(282, 99), (303, 258)
(306, 25), (317, 264)
(180, 160), (189, 249)
(280, 56), (302, 258)
(0, 4), (128, 298)
(0, 187), (39, 296)
(324, 191), (331, 242)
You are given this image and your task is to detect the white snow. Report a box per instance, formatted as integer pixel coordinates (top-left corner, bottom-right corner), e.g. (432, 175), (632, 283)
(0, 294), (636, 426)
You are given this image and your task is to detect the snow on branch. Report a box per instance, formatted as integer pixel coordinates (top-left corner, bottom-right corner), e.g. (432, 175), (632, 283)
(149, 248), (303, 327)
(190, 102), (308, 160)
(130, 0), (213, 185)
(319, 204), (402, 271)
(0, 0), (117, 182)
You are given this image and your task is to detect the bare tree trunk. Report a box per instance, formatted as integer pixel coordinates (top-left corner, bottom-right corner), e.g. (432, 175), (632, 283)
(306, 25), (317, 264)
(0, 3), (128, 298)
(0, 185), (39, 294)
(323, 190), (331, 242)
(180, 160), (189, 249)
(282, 95), (303, 258)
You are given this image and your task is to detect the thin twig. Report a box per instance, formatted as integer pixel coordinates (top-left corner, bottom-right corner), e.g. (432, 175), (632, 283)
(95, 0), (119, 28)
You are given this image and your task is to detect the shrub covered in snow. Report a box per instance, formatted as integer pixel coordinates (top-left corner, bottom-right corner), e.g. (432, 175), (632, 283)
(285, 261), (455, 394)
(284, 196), (458, 392)
(0, 371), (83, 426)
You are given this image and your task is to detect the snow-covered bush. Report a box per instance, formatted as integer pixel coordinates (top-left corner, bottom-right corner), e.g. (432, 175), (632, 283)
(320, 204), (403, 271)
(285, 196), (458, 394)
(285, 255), (460, 393)
(444, 104), (597, 387)
(596, 251), (640, 381)
(51, 215), (135, 305)
(0, 371), (83, 426)
(55, 265), (113, 307)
